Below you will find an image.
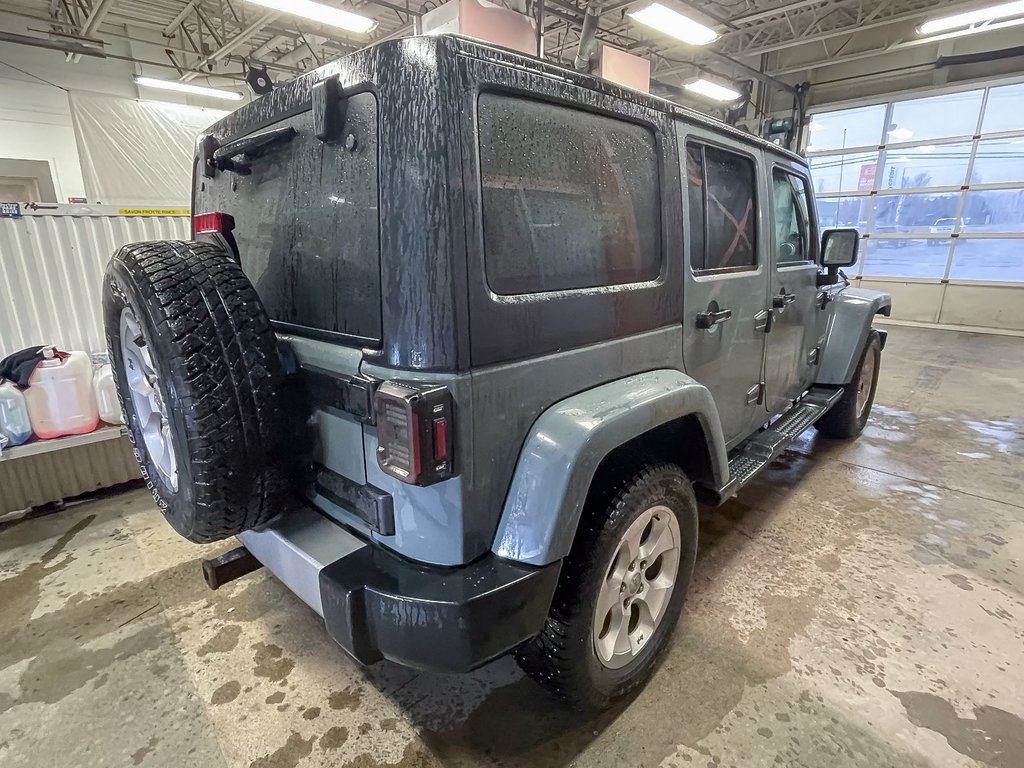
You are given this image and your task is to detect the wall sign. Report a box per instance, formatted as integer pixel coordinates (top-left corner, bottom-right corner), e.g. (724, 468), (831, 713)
(0, 203), (21, 218)
(117, 208), (190, 216)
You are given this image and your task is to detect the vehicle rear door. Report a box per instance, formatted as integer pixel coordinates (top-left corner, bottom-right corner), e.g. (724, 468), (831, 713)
(764, 161), (822, 413)
(678, 127), (769, 448)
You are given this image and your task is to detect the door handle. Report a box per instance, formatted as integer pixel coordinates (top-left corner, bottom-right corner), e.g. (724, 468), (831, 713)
(773, 291), (797, 309)
(696, 308), (733, 329)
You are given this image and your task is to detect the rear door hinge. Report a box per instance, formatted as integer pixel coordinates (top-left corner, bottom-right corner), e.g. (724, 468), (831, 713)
(755, 309), (774, 334)
(746, 381), (766, 405)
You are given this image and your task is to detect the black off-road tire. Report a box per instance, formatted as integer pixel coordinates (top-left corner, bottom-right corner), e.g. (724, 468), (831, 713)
(103, 240), (291, 543)
(515, 463), (698, 710)
(816, 329), (882, 439)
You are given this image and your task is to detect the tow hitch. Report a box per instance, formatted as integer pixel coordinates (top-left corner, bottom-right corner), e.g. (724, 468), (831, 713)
(201, 546), (262, 590)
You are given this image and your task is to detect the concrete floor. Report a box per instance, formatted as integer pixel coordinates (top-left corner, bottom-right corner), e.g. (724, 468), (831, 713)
(1, 324), (1022, 768)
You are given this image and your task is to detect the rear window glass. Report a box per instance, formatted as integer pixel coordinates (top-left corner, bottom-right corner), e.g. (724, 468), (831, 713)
(478, 94), (661, 295)
(220, 92), (381, 343)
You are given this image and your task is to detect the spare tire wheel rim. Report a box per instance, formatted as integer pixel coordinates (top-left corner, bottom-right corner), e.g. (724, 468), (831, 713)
(120, 307), (178, 492)
(593, 505), (682, 669)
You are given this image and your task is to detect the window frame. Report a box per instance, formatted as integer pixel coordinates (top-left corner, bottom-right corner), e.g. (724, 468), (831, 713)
(476, 90), (664, 297)
(770, 165), (819, 267)
(685, 139), (761, 276)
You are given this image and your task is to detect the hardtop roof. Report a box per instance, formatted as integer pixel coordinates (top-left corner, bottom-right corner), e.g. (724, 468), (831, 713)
(204, 33), (805, 166)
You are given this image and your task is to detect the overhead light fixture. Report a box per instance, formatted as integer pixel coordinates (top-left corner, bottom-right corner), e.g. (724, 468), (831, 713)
(133, 76), (243, 101)
(891, 156), (913, 164)
(684, 77), (741, 102)
(919, 0), (1024, 34)
(916, 145), (936, 153)
(628, 3), (718, 45)
(244, 0), (377, 34)
(888, 127), (914, 140)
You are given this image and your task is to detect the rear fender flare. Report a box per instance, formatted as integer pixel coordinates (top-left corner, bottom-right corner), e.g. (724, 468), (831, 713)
(817, 287), (891, 386)
(491, 370), (727, 567)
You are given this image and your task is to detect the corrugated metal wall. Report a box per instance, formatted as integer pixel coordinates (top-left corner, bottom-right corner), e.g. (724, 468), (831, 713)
(0, 436), (142, 513)
(0, 205), (183, 512)
(0, 205), (189, 357)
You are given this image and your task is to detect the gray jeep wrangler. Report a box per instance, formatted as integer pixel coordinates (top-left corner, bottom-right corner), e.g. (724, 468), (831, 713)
(103, 35), (890, 709)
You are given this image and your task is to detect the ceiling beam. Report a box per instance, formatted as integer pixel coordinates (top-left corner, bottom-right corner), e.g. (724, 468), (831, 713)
(67, 0), (115, 62)
(180, 12), (279, 81)
(78, 0), (116, 39)
(163, 0), (200, 36)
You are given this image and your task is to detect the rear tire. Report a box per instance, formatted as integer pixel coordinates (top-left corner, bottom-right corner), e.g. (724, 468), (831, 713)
(816, 329), (882, 439)
(516, 463), (698, 710)
(103, 240), (291, 543)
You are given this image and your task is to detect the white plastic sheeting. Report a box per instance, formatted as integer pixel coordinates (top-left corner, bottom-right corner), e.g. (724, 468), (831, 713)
(69, 91), (227, 205)
(0, 205), (190, 358)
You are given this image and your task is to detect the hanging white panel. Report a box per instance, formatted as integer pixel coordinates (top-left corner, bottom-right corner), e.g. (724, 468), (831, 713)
(0, 205), (189, 358)
(69, 90), (228, 205)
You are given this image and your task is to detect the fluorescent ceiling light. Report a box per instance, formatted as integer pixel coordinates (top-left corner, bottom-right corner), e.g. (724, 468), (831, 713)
(888, 127), (914, 140)
(628, 3), (718, 46)
(809, 120), (825, 132)
(684, 78), (741, 102)
(919, 0), (1024, 34)
(891, 156), (913, 164)
(133, 76), (243, 101)
(916, 145), (936, 153)
(245, 0), (376, 34)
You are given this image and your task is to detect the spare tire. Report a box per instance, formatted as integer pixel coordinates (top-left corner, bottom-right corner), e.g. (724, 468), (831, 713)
(103, 240), (289, 543)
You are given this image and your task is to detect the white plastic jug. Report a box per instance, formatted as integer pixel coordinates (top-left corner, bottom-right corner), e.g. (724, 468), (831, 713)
(24, 350), (100, 439)
(0, 381), (33, 446)
(94, 364), (122, 425)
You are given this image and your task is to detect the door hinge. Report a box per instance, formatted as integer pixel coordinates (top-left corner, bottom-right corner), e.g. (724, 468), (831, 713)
(808, 346), (821, 365)
(755, 309), (774, 334)
(747, 382), (766, 405)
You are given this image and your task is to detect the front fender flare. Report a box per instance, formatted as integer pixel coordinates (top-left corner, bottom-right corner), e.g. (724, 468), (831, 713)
(817, 287), (891, 386)
(491, 369), (727, 567)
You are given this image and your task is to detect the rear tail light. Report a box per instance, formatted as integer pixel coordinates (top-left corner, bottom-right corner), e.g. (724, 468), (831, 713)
(374, 381), (453, 486)
(193, 211), (234, 235)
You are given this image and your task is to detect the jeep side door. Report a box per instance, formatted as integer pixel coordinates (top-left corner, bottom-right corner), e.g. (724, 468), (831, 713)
(764, 161), (822, 413)
(678, 128), (769, 448)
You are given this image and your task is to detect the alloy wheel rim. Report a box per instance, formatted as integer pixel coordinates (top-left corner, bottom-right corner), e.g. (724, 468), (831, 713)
(592, 505), (682, 670)
(856, 349), (877, 418)
(120, 307), (178, 492)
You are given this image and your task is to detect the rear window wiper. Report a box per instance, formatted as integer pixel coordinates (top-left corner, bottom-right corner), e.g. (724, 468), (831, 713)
(204, 126), (297, 176)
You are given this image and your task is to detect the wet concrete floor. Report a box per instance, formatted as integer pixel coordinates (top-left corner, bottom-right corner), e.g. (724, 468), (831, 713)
(1, 325), (1022, 767)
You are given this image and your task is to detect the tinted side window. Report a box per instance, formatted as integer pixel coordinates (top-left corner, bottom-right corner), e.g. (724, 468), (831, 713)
(478, 94), (661, 295)
(686, 142), (757, 272)
(772, 169), (813, 264)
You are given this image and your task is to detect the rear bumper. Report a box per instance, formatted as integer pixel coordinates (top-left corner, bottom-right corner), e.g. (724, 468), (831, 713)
(239, 506), (560, 673)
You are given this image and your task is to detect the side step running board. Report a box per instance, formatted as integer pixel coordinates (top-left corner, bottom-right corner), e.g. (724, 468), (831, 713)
(708, 386), (843, 504)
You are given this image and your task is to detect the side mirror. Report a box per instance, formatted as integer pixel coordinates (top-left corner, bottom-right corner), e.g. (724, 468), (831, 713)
(821, 228), (860, 268)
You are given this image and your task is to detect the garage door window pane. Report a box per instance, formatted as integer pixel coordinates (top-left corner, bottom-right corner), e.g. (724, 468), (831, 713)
(970, 138), (1024, 186)
(948, 238), (1024, 282)
(879, 143), (972, 190)
(981, 83), (1024, 135)
(861, 239), (949, 278)
(889, 90), (983, 143)
(962, 189), (1024, 233)
(478, 94), (661, 294)
(873, 192), (962, 234)
(809, 152), (879, 194)
(817, 196), (871, 228)
(806, 104), (886, 151)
